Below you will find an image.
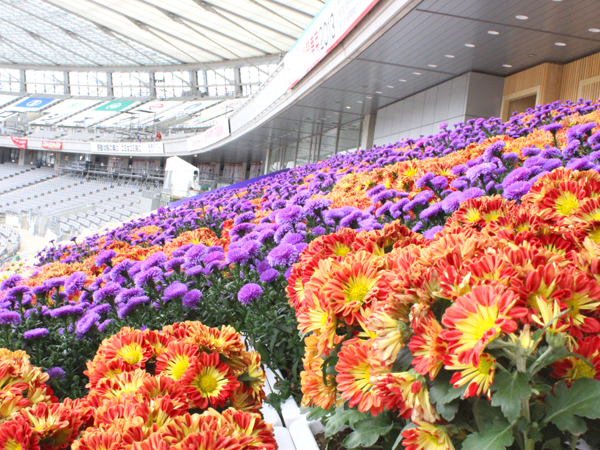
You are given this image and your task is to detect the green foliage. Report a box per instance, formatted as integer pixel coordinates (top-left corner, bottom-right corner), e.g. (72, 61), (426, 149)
(461, 422), (515, 450)
(543, 378), (600, 435)
(491, 372), (532, 423)
(342, 414), (394, 448)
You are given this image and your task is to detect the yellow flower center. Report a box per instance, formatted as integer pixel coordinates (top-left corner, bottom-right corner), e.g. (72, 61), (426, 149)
(116, 343), (144, 365)
(168, 355), (190, 380)
(404, 167), (417, 177)
(554, 192), (579, 216)
(472, 316), (497, 341)
(482, 211), (502, 223)
(197, 372), (218, 393)
(566, 359), (596, 380)
(477, 355), (495, 375)
(516, 223), (531, 232)
(589, 227), (600, 244)
(320, 311), (329, 327)
(464, 208), (481, 223)
(344, 277), (371, 305)
(333, 242), (351, 257)
(585, 209), (600, 222)
(5, 440), (21, 450)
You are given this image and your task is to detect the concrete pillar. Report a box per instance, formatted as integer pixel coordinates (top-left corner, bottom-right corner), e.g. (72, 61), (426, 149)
(360, 113), (377, 150)
(17, 148), (25, 166)
(63, 71), (70, 95)
(19, 69), (26, 94)
(106, 72), (114, 97)
(263, 147), (271, 175)
(54, 153), (61, 170)
(212, 162), (220, 178)
(149, 72), (157, 98)
(240, 162), (248, 180)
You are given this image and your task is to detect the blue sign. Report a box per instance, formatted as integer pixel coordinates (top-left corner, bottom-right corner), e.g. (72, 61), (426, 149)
(13, 97), (57, 110)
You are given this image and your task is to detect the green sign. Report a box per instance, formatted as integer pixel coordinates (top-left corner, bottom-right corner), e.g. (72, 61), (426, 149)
(94, 101), (136, 112)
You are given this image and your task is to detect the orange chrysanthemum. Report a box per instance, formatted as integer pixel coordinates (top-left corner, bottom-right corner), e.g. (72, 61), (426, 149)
(442, 285), (518, 365)
(446, 353), (496, 399)
(0, 416), (39, 450)
(409, 315), (447, 380)
(155, 342), (199, 381)
(179, 353), (239, 409)
(335, 340), (387, 416)
(401, 421), (455, 450)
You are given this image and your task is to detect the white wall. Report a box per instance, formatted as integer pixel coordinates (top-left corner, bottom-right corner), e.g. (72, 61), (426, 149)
(373, 72), (504, 146)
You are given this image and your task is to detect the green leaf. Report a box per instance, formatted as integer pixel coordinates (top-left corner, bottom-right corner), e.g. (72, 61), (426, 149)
(541, 438), (562, 450)
(544, 378), (600, 435)
(461, 422), (515, 450)
(342, 415), (394, 448)
(491, 371), (532, 423)
(324, 409), (366, 437)
(391, 346), (413, 372)
(305, 407), (329, 421)
(429, 370), (467, 421)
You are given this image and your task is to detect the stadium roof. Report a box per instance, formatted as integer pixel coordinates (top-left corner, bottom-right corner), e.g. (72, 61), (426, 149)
(0, 0), (322, 68)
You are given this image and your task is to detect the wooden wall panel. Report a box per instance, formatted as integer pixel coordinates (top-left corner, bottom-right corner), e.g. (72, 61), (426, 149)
(560, 53), (600, 101)
(502, 64), (546, 98)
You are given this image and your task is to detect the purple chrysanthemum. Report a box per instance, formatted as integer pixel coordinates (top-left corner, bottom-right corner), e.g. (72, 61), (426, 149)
(64, 272), (87, 296)
(75, 312), (100, 339)
(182, 289), (202, 308)
(46, 367), (66, 380)
(49, 305), (84, 318)
(0, 311), (22, 325)
(95, 249), (117, 267)
(23, 327), (49, 340)
(267, 244), (299, 267)
(238, 283), (263, 305)
(162, 281), (188, 302)
(260, 268), (279, 283)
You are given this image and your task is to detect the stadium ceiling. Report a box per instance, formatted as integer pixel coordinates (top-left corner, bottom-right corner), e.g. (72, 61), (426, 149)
(0, 0), (322, 68)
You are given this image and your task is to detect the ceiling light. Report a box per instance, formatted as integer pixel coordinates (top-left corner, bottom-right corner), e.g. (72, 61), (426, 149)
(413, 72), (422, 75)
(465, 43), (475, 48)
(445, 54), (455, 58)
(375, 91), (382, 94)
(357, 101), (363, 103)
(527, 53), (537, 57)
(428, 64), (437, 68)
(589, 28), (600, 33)
(366, 96), (372, 99)
(503, 64), (512, 68)
(555, 42), (567, 46)
(516, 15), (528, 20)
(488, 30), (499, 35)
(346, 106), (351, 109)
(399, 79), (407, 82)
(386, 85), (394, 88)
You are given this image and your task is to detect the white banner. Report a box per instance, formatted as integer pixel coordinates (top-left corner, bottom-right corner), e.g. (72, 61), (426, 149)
(90, 142), (164, 154)
(187, 116), (230, 152)
(284, 0), (380, 89)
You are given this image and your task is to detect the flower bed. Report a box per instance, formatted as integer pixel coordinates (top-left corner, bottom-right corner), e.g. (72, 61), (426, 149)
(2, 99), (600, 448)
(0, 321), (276, 450)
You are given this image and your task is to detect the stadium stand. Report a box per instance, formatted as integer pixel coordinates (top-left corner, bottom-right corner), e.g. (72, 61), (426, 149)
(0, 226), (19, 267)
(0, 166), (57, 194)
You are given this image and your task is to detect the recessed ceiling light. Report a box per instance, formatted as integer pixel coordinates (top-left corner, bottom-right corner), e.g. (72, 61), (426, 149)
(516, 15), (528, 20)
(357, 101), (363, 103)
(428, 64), (437, 68)
(366, 96), (372, 99)
(555, 42), (567, 46)
(589, 28), (600, 33)
(399, 79), (407, 82)
(465, 43), (475, 48)
(527, 53), (537, 57)
(445, 54), (455, 58)
(488, 30), (499, 35)
(386, 85), (394, 88)
(375, 91), (382, 94)
(413, 72), (422, 75)
(503, 64), (512, 68)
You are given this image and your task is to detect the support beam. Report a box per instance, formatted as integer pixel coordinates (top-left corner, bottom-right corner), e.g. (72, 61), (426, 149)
(360, 113), (377, 150)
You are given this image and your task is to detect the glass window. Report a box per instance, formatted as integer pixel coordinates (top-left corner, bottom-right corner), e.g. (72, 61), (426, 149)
(154, 71), (191, 98)
(69, 72), (108, 96)
(112, 72), (150, 97)
(25, 70), (64, 94)
(0, 69), (20, 93)
(204, 68), (236, 97)
(240, 63), (277, 96)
